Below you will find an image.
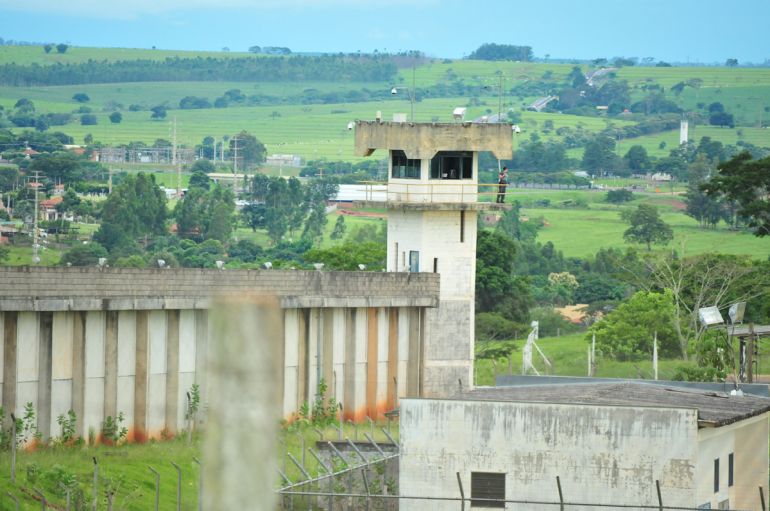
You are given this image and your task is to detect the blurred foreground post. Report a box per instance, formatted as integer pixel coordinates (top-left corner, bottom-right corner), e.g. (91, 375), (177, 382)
(204, 296), (281, 510)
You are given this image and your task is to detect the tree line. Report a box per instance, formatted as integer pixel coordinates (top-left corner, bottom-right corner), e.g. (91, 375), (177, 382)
(0, 54), (399, 86)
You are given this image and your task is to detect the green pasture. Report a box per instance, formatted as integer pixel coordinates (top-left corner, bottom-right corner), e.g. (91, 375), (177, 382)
(615, 65), (770, 89)
(474, 333), (692, 385)
(612, 125), (770, 159)
(517, 197), (770, 259)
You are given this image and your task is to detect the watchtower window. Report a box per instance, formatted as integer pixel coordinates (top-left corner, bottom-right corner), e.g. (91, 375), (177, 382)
(430, 151), (472, 180)
(391, 150), (421, 179)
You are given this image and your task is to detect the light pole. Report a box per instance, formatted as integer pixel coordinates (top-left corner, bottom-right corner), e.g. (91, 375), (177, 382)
(390, 86), (414, 121)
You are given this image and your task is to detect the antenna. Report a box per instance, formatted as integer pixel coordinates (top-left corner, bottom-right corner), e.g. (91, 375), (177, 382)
(31, 170), (41, 265)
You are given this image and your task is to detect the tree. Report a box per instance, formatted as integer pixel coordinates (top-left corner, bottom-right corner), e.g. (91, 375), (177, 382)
(43, 44), (52, 54)
(56, 43), (68, 54)
(0, 245), (8, 263)
(150, 105), (167, 120)
(108, 112), (122, 124)
(29, 152), (83, 184)
(725, 58), (738, 67)
(60, 242), (108, 267)
(581, 135), (617, 175)
(587, 290), (677, 360)
(80, 114), (97, 125)
(606, 189), (634, 204)
(330, 215), (346, 240)
(97, 173), (167, 244)
(701, 152), (770, 236)
(621, 204), (673, 250)
(476, 230), (532, 323)
(188, 170), (211, 192)
(232, 130), (266, 168)
(303, 241), (385, 271)
(709, 111), (734, 128)
(623, 145), (650, 172)
(684, 155), (724, 228)
(72, 93), (90, 103)
(248, 45), (261, 53)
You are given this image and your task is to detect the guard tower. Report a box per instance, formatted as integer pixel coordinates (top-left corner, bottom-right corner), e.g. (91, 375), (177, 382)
(355, 120), (513, 397)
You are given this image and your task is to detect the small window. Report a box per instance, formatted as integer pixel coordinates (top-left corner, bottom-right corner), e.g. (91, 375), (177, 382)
(714, 458), (719, 493)
(430, 151), (473, 180)
(391, 150), (420, 179)
(728, 453), (733, 487)
(409, 251), (419, 273)
(471, 472), (505, 508)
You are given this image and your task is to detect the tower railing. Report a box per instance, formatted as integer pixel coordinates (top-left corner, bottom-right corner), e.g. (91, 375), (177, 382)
(357, 181), (505, 204)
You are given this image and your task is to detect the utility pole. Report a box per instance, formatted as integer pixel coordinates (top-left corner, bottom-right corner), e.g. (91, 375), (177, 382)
(172, 117), (182, 198)
(31, 170), (41, 265)
(232, 136), (239, 176)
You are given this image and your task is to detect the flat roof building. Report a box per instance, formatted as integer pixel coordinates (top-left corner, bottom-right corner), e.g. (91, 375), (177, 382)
(400, 381), (770, 510)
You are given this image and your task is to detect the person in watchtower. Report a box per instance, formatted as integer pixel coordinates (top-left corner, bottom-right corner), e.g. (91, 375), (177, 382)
(496, 166), (508, 203)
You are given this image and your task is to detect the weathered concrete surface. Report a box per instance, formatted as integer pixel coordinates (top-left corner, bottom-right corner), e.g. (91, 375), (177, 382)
(0, 267), (439, 311)
(400, 398), (699, 511)
(354, 121), (513, 160)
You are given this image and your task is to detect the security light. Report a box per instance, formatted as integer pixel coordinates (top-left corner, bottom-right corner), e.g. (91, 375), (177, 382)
(98, 258), (107, 267)
(728, 302), (746, 325)
(313, 263), (325, 271)
(157, 259), (166, 268)
(698, 306), (724, 328)
(262, 261), (273, 269)
(391, 87), (398, 95)
(512, 124), (522, 133)
(452, 107), (467, 121)
(358, 264), (367, 271)
(347, 122), (355, 130)
(215, 260), (225, 270)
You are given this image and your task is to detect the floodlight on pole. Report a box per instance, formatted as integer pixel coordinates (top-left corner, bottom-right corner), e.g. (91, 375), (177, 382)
(729, 302), (746, 325)
(390, 86), (415, 121)
(698, 306), (724, 328)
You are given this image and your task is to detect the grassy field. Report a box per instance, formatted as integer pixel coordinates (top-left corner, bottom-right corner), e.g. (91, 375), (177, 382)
(0, 45), (258, 66)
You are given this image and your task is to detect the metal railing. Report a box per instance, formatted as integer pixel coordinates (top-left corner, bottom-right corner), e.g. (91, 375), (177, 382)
(358, 181), (507, 204)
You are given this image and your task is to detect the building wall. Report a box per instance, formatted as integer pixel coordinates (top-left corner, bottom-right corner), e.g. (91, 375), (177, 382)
(696, 412), (769, 510)
(400, 399), (699, 510)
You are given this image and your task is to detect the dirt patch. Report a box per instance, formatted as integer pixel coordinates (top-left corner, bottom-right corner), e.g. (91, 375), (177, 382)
(338, 209), (386, 219)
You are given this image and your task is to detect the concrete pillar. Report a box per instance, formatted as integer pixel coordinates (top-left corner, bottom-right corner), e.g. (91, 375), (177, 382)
(307, 308), (320, 402)
(16, 312), (39, 423)
(322, 309), (334, 399)
(50, 312), (74, 439)
(103, 311), (118, 421)
(37, 312), (53, 439)
(282, 309), (300, 418)
(343, 308), (357, 420)
(202, 297), (280, 511)
(366, 308), (378, 419)
(84, 311), (105, 442)
(375, 308), (389, 418)
(133, 310), (149, 441)
(397, 307), (409, 401)
(116, 311), (136, 434)
(407, 308), (422, 396)
(147, 310), (167, 437)
(71, 311), (85, 438)
(164, 310), (180, 435)
(331, 308), (346, 410)
(2, 312), (17, 429)
(387, 308), (399, 410)
(297, 309), (309, 407)
(349, 308), (368, 422)
(177, 310), (197, 432)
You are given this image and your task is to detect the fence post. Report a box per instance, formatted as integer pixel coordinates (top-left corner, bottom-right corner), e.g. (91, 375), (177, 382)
(362, 468), (371, 511)
(33, 488), (46, 511)
(5, 491), (19, 511)
(761, 485), (767, 511)
(92, 457), (98, 511)
(148, 466), (160, 511)
(556, 476), (564, 511)
(171, 461), (182, 511)
(10, 413), (16, 484)
(193, 457), (203, 511)
(656, 479), (663, 511)
(106, 490), (114, 511)
(456, 472), (466, 511)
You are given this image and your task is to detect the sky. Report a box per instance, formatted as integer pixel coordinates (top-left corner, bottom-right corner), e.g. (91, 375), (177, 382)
(0, 0), (768, 64)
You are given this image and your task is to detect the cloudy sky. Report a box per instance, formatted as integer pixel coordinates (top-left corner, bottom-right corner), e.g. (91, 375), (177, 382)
(1, 0), (768, 63)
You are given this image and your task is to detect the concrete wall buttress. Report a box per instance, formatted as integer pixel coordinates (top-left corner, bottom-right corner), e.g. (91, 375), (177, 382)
(84, 312), (106, 441)
(116, 311), (136, 434)
(283, 309), (300, 418)
(376, 307), (389, 418)
(103, 311), (118, 423)
(177, 310), (197, 432)
(133, 311), (149, 441)
(331, 308), (345, 411)
(17, 312), (40, 424)
(1, 312), (16, 429)
(164, 310), (180, 435)
(193, 310), (207, 426)
(71, 312), (85, 438)
(37, 312), (53, 439)
(146, 310), (167, 436)
(50, 313), (73, 438)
